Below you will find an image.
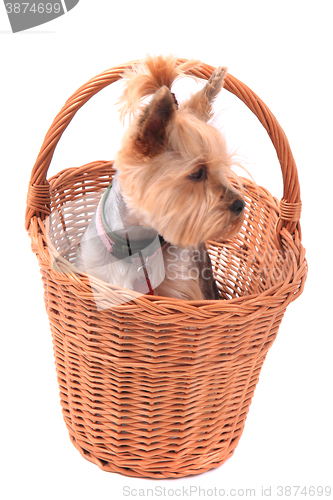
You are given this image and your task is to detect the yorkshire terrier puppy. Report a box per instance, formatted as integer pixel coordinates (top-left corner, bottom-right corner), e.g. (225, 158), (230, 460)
(76, 55), (245, 300)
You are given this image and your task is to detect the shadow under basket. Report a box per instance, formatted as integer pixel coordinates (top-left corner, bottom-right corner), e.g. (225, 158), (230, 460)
(25, 59), (307, 479)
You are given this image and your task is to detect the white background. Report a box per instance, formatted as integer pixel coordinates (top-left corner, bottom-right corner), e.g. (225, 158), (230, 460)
(1, 1), (332, 499)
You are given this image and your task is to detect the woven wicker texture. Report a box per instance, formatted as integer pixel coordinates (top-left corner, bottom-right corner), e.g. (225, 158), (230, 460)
(25, 60), (307, 478)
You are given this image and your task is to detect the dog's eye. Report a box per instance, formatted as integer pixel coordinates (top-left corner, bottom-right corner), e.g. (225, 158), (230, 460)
(189, 165), (207, 181)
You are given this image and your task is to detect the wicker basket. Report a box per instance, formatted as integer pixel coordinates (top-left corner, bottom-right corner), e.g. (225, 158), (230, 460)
(25, 59), (307, 479)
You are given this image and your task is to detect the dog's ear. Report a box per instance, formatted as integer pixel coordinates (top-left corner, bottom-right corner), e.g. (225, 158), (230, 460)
(133, 86), (177, 158)
(181, 67), (227, 122)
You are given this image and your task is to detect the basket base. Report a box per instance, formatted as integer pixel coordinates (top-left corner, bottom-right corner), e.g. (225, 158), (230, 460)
(67, 426), (243, 479)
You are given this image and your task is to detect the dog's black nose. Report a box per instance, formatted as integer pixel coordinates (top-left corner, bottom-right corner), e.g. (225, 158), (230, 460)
(229, 199), (245, 215)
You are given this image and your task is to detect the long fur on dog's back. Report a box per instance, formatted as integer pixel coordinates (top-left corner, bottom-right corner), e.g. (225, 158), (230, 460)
(118, 55), (201, 121)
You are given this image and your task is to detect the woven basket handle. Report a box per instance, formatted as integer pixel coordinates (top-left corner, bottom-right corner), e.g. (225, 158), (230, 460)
(25, 59), (302, 238)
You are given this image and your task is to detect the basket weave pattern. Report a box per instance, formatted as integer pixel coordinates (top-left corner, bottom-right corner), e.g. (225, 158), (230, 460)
(25, 60), (307, 478)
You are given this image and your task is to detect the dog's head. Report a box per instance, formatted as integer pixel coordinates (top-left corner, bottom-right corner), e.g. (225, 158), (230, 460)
(116, 59), (245, 247)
